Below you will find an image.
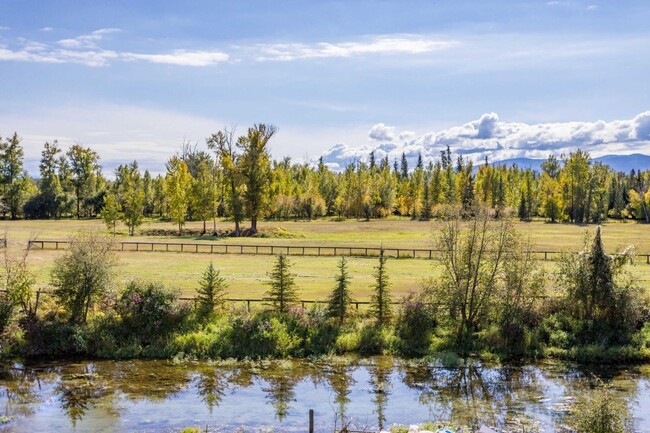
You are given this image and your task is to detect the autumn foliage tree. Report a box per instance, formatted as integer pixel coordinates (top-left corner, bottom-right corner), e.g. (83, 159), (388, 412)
(165, 156), (192, 235)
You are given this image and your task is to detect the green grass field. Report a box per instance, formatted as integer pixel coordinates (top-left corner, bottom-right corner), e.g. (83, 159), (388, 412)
(3, 218), (649, 300)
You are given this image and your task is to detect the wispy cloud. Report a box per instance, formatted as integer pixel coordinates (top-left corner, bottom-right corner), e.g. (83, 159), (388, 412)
(0, 31), (457, 68)
(0, 28), (228, 67)
(123, 50), (229, 66)
(40, 27), (54, 32)
(252, 35), (458, 61)
(57, 28), (120, 49)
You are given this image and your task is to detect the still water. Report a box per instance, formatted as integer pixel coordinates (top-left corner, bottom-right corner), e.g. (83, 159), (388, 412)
(0, 357), (648, 433)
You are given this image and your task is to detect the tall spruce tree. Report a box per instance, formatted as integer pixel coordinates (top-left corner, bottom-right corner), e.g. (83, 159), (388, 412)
(327, 256), (351, 324)
(399, 152), (408, 180)
(370, 248), (391, 325)
(197, 261), (227, 315)
(265, 254), (298, 314)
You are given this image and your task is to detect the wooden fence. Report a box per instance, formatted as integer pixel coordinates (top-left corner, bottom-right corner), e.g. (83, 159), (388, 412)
(177, 297), (408, 312)
(26, 239), (650, 264)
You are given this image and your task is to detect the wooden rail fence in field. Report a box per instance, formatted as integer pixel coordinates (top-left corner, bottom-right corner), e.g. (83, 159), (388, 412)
(26, 239), (650, 264)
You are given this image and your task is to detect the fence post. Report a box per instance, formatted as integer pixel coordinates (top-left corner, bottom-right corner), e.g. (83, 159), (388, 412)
(309, 409), (314, 433)
(246, 300), (251, 312)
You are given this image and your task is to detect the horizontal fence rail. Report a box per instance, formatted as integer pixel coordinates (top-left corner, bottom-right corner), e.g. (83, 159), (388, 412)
(26, 239), (650, 264)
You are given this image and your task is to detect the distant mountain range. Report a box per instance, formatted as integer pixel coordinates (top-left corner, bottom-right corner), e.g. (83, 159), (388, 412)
(491, 154), (650, 173)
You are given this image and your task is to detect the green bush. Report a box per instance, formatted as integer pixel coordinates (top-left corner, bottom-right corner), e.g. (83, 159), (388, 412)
(283, 306), (339, 356)
(567, 385), (632, 433)
(357, 320), (396, 355)
(221, 312), (300, 358)
(19, 319), (89, 357)
(0, 299), (12, 335)
(115, 281), (190, 345)
(395, 293), (435, 356)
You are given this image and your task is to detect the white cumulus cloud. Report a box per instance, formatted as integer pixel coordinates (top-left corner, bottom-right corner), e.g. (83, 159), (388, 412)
(320, 111), (650, 170)
(369, 123), (396, 142)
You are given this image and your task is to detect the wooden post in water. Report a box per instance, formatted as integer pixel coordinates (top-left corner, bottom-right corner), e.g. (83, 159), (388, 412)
(309, 409), (314, 433)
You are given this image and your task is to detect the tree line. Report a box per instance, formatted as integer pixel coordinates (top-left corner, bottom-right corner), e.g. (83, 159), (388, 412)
(2, 128), (650, 233)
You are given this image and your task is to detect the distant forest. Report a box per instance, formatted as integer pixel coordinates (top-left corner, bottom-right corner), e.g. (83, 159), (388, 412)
(1, 124), (650, 234)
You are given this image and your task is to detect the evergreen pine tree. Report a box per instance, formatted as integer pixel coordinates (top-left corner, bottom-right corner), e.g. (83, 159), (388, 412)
(197, 261), (227, 315)
(265, 254), (299, 314)
(400, 152), (409, 180)
(370, 249), (391, 325)
(587, 226), (614, 320)
(327, 256), (351, 324)
(518, 191), (528, 221)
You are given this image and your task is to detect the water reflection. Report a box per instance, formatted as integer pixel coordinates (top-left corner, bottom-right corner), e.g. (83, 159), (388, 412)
(321, 357), (356, 427)
(0, 365), (39, 419)
(0, 358), (647, 433)
(369, 357), (393, 431)
(194, 369), (229, 414)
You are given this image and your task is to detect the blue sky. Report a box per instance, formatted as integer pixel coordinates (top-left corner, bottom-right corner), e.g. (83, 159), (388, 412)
(1, 0), (649, 174)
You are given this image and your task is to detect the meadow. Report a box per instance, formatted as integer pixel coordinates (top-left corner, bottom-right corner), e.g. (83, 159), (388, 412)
(3, 217), (650, 300)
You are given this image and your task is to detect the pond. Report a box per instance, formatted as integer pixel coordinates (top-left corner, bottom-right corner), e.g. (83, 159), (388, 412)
(0, 357), (648, 432)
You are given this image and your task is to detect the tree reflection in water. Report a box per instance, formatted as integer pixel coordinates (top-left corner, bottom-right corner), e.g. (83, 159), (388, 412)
(369, 357), (393, 431)
(321, 357), (356, 427)
(55, 364), (112, 427)
(400, 360), (542, 430)
(0, 364), (40, 419)
(260, 362), (303, 421)
(194, 368), (229, 414)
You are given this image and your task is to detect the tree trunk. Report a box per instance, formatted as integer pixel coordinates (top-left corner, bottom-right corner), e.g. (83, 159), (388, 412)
(251, 215), (257, 234)
(234, 220), (240, 237)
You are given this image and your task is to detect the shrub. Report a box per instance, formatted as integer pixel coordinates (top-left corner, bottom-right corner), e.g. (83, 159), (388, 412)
(51, 232), (117, 324)
(0, 298), (12, 335)
(19, 319), (89, 357)
(224, 312), (300, 358)
(115, 281), (190, 345)
(557, 227), (644, 344)
(395, 292), (435, 356)
(567, 385), (633, 433)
